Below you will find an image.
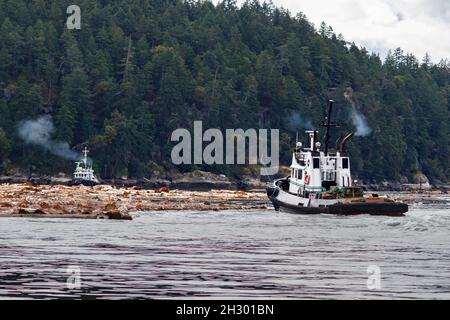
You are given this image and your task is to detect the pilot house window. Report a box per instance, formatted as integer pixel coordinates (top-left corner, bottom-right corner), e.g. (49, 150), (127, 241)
(342, 158), (349, 169)
(291, 169), (303, 180)
(313, 158), (320, 169)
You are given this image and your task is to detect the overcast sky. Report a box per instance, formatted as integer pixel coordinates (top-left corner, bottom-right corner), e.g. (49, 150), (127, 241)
(214, 0), (450, 63)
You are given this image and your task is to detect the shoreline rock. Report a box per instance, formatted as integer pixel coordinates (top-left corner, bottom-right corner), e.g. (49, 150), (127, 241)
(1, 172), (448, 193)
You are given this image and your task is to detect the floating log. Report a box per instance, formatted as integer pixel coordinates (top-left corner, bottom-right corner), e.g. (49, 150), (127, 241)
(0, 183), (269, 220)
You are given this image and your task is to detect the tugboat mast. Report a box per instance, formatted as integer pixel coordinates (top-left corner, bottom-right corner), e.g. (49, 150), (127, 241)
(321, 100), (339, 155)
(82, 146), (89, 167)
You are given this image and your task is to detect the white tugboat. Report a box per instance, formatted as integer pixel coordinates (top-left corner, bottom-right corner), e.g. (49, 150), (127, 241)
(70, 146), (99, 186)
(267, 100), (408, 216)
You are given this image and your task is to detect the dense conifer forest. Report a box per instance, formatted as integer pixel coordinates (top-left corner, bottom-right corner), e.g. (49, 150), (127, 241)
(0, 0), (448, 183)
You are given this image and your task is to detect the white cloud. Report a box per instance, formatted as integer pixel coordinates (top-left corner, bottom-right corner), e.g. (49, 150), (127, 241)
(214, 0), (450, 62)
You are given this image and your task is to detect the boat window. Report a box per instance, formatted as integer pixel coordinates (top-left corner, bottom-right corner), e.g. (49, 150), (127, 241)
(342, 158), (349, 169)
(324, 171), (335, 181)
(313, 158), (320, 169)
(331, 157), (337, 169)
(298, 170), (303, 180)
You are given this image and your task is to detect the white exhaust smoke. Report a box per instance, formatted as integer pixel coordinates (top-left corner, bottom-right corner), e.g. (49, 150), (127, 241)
(17, 115), (80, 160)
(286, 111), (314, 130)
(350, 109), (372, 136)
(343, 88), (372, 136)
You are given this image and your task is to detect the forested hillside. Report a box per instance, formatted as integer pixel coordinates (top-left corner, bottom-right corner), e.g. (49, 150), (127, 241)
(0, 0), (448, 183)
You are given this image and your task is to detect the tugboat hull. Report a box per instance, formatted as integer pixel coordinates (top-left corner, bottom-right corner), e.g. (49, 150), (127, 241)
(69, 179), (99, 187)
(327, 202), (408, 216)
(267, 180), (408, 217)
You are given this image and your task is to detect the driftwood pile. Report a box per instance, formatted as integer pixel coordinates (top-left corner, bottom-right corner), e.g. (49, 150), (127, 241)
(0, 183), (269, 220)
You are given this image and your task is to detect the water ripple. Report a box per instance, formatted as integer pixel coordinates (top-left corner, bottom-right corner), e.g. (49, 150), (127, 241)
(0, 197), (449, 299)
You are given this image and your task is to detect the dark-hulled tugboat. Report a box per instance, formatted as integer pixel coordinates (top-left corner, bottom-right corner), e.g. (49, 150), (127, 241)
(267, 100), (408, 216)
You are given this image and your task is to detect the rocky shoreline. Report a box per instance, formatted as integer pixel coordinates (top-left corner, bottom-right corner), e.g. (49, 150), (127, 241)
(0, 171), (266, 192)
(1, 171), (448, 193)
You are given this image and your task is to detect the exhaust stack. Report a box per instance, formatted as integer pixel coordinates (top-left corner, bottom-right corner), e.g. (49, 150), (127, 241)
(336, 132), (354, 154)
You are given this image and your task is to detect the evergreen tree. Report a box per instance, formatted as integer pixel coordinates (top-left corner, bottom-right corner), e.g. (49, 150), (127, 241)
(0, 0), (446, 182)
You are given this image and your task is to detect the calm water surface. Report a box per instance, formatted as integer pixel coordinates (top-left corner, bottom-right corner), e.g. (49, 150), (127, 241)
(0, 196), (449, 299)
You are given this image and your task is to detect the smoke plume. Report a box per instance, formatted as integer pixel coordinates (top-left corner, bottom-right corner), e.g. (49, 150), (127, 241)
(286, 111), (314, 131)
(350, 109), (372, 136)
(343, 88), (372, 137)
(17, 115), (80, 161)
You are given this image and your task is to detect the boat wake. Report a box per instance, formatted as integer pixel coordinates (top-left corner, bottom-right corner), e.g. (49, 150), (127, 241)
(383, 204), (450, 232)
